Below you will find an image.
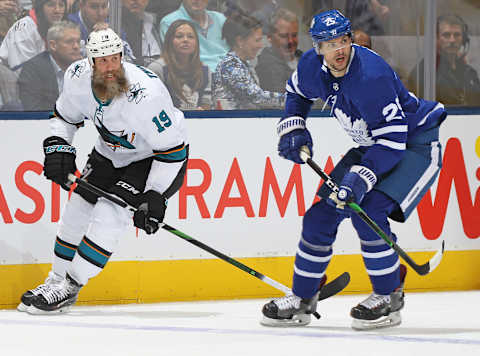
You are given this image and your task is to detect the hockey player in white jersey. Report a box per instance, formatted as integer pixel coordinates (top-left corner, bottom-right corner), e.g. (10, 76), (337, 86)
(18, 27), (188, 314)
(261, 10), (447, 330)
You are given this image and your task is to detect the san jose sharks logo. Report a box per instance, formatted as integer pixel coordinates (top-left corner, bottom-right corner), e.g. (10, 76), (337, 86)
(69, 61), (87, 79)
(127, 82), (147, 104)
(93, 106), (135, 151)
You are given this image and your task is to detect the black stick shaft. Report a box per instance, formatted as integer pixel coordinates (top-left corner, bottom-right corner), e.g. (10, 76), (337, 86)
(301, 157), (444, 276)
(68, 174), (291, 293)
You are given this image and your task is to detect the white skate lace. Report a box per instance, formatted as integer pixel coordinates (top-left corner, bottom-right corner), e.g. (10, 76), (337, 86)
(273, 294), (302, 311)
(359, 293), (390, 309)
(41, 282), (71, 304)
(29, 284), (53, 295)
(29, 273), (64, 295)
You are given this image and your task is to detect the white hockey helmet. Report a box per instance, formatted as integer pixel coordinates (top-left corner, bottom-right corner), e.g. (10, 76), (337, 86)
(86, 28), (123, 66)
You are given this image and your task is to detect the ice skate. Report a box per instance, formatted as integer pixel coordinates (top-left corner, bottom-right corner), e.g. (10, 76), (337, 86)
(28, 274), (82, 315)
(261, 276), (327, 327)
(17, 272), (65, 312)
(261, 292), (320, 327)
(351, 264), (406, 330)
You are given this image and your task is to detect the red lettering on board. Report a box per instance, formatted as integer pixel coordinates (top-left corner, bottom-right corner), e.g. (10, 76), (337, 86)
(14, 161), (45, 224)
(417, 138), (480, 239)
(0, 185), (13, 223)
(178, 159), (211, 219)
(259, 158), (305, 217)
(214, 158), (254, 218)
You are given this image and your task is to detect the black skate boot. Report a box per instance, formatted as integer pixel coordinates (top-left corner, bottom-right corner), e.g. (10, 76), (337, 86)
(28, 274), (83, 315)
(17, 272), (64, 312)
(351, 264), (407, 330)
(261, 276), (326, 327)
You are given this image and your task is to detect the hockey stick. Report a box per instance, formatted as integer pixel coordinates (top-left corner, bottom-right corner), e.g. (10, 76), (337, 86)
(298, 147), (445, 276)
(67, 174), (350, 314)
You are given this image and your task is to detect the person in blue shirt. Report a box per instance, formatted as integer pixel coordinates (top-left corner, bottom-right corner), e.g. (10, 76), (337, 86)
(261, 9), (447, 330)
(159, 0), (229, 72)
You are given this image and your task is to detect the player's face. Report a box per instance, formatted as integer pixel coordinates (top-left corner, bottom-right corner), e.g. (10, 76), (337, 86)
(51, 28), (82, 65)
(320, 35), (352, 76)
(122, 0), (148, 16)
(92, 53), (128, 100)
(81, 0), (109, 28)
(43, 0), (65, 25)
(239, 27), (264, 61)
(437, 23), (463, 56)
(93, 53), (122, 80)
(172, 24), (197, 57)
(269, 19), (298, 60)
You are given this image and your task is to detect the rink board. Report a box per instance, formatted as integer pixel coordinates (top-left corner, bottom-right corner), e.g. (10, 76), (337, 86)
(0, 115), (479, 308)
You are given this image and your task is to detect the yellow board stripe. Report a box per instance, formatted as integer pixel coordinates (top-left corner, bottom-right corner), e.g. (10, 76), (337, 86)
(1, 250), (479, 309)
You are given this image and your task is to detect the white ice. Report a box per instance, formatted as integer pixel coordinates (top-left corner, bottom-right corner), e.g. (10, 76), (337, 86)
(1, 291), (479, 356)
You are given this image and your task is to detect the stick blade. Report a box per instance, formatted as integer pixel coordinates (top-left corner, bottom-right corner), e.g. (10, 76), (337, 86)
(414, 240), (445, 276)
(427, 240), (445, 273)
(318, 272), (350, 301)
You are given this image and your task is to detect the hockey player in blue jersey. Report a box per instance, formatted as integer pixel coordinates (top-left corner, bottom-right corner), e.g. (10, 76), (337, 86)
(261, 10), (447, 330)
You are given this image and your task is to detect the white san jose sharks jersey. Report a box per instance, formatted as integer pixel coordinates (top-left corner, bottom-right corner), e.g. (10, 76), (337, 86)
(284, 45), (446, 177)
(51, 58), (188, 169)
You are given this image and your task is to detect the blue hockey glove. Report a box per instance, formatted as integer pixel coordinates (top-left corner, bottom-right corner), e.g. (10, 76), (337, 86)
(277, 116), (312, 164)
(328, 165), (377, 214)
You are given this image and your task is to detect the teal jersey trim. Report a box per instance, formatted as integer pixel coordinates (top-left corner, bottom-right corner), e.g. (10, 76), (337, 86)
(77, 237), (112, 269)
(153, 144), (188, 163)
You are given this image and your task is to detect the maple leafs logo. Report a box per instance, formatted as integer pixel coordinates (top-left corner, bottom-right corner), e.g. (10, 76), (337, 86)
(333, 108), (374, 146)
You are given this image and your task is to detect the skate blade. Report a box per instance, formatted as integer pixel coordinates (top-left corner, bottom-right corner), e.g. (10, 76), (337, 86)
(351, 311), (401, 331)
(260, 314), (311, 327)
(17, 302), (29, 312)
(26, 304), (72, 315)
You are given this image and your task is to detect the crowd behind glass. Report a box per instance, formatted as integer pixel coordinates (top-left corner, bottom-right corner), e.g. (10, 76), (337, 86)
(0, 0), (479, 111)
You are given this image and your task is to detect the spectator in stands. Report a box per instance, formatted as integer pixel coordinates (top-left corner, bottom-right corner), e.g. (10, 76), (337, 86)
(0, 0), (66, 71)
(0, 61), (21, 109)
(255, 7), (301, 93)
(160, 0), (229, 72)
(408, 14), (480, 106)
(18, 20), (81, 110)
(353, 28), (372, 49)
(0, 0), (21, 45)
(145, 0), (180, 22)
(310, 0), (389, 35)
(67, 0), (109, 44)
(148, 19), (212, 110)
(223, 0), (278, 33)
(121, 0), (161, 66)
(19, 0), (73, 11)
(213, 14), (284, 110)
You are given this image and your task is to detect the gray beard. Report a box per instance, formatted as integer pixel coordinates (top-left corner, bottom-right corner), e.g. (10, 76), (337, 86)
(92, 67), (129, 101)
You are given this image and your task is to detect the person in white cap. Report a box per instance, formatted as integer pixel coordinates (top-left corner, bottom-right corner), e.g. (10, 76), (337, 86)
(18, 27), (188, 314)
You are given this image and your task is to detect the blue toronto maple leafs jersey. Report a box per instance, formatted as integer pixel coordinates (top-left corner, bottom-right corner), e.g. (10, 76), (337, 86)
(284, 45), (446, 177)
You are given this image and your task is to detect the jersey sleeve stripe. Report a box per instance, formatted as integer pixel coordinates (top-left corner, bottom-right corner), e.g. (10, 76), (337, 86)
(290, 70), (308, 98)
(153, 143), (188, 162)
(376, 139), (406, 150)
(371, 125), (408, 137)
(417, 103), (445, 126)
(286, 82), (296, 94)
(53, 106), (84, 128)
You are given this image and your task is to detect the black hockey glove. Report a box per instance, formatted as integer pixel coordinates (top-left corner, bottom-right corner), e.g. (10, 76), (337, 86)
(43, 136), (77, 191)
(133, 190), (167, 235)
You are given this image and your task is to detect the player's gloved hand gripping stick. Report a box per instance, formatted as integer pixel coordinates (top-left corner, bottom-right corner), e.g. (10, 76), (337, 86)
(67, 174), (350, 312)
(299, 146), (445, 276)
